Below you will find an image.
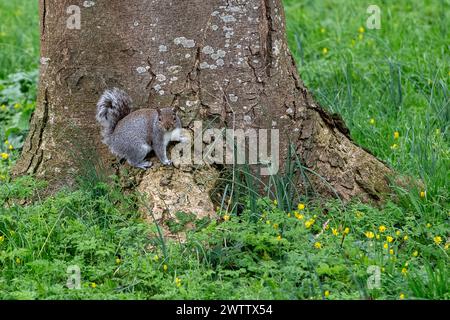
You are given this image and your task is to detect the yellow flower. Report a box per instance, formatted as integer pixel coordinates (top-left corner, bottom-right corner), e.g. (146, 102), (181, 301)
(115, 258), (121, 264)
(273, 200), (278, 205)
(386, 236), (394, 243)
(332, 228), (339, 236)
(0, 104), (6, 111)
(16, 258), (21, 264)
(355, 211), (363, 218)
(8, 145), (13, 150)
(295, 213), (304, 220)
(4, 140), (9, 145)
(358, 26), (365, 33)
(163, 264), (168, 272)
(223, 214), (230, 221)
(394, 131), (400, 139)
(1, 153), (9, 160)
(343, 227), (350, 235)
(90, 282), (97, 288)
(445, 243), (449, 250)
(273, 223), (279, 229)
(14, 103), (21, 109)
(401, 268), (408, 275)
(305, 219), (315, 229)
(175, 277), (182, 287)
(403, 235), (408, 241)
(369, 118), (375, 125)
(154, 254), (159, 261)
(324, 290), (330, 298)
(379, 226), (387, 233)
(297, 203), (305, 210)
(390, 144), (398, 150)
(389, 249), (394, 255)
(322, 47), (328, 55)
(276, 235), (282, 241)
(365, 231), (375, 239)
(412, 250), (419, 257)
(426, 223), (431, 228)
(376, 234), (380, 240)
(399, 293), (405, 300)
(433, 236), (442, 245)
(383, 243), (389, 249)
(314, 242), (322, 249)
(320, 27), (326, 34)
(266, 220), (271, 225)
(287, 213), (291, 218)
(420, 191), (426, 198)
(0, 235), (4, 243)
(396, 230), (401, 236)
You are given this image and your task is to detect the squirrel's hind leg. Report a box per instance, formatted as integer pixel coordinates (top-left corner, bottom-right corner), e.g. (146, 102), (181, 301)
(126, 143), (153, 169)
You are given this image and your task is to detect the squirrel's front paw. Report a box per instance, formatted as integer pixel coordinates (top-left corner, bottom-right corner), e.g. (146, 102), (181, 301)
(163, 160), (173, 166)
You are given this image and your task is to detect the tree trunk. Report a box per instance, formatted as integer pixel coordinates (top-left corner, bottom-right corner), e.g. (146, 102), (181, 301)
(14, 0), (393, 212)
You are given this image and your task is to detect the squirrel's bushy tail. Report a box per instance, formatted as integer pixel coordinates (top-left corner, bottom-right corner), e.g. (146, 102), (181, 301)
(96, 88), (132, 143)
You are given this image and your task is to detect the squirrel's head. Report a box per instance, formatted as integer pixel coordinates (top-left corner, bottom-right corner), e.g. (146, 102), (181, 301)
(157, 107), (178, 131)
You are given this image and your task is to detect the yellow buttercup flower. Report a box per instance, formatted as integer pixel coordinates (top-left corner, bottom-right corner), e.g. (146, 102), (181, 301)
(0, 235), (4, 243)
(396, 230), (401, 236)
(426, 223), (431, 228)
(295, 213), (304, 220)
(401, 268), (408, 275)
(297, 203), (305, 210)
(369, 118), (375, 125)
(154, 254), (159, 261)
(403, 235), (408, 241)
(115, 258), (121, 264)
(365, 231), (375, 239)
(343, 227), (350, 235)
(273, 200), (278, 205)
(322, 47), (328, 55)
(223, 214), (230, 221)
(314, 242), (322, 249)
(376, 234), (380, 240)
(90, 282), (97, 288)
(389, 249), (394, 255)
(394, 131), (399, 139)
(358, 26), (365, 33)
(8, 145), (13, 150)
(390, 144), (398, 150)
(287, 213), (291, 218)
(324, 290), (330, 298)
(332, 228), (339, 236)
(276, 235), (282, 241)
(1, 153), (9, 160)
(412, 250), (419, 257)
(399, 293), (405, 300)
(305, 219), (315, 229)
(266, 220), (271, 225)
(163, 264), (168, 272)
(175, 277), (182, 287)
(386, 236), (394, 243)
(14, 103), (21, 109)
(433, 236), (442, 245)
(273, 223), (279, 229)
(379, 225), (387, 233)
(420, 191), (426, 198)
(383, 243), (389, 249)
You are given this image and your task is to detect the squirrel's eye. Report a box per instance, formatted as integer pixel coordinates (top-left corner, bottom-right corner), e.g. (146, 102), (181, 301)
(158, 117), (162, 122)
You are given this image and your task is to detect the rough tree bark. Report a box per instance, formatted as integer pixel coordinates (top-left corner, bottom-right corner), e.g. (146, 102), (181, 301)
(14, 0), (393, 216)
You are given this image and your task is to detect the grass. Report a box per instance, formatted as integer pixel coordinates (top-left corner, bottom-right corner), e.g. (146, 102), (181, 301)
(0, 0), (448, 299)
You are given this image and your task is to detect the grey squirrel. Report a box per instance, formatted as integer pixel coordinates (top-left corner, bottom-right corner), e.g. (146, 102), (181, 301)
(96, 88), (186, 169)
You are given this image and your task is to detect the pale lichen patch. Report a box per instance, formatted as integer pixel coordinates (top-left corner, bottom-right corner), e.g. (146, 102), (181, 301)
(174, 37), (196, 48)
